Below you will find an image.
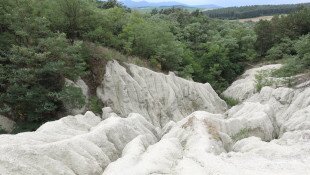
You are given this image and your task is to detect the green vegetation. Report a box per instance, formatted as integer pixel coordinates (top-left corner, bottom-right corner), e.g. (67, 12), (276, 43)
(231, 128), (252, 141)
(254, 71), (273, 92)
(255, 8), (310, 77)
(220, 95), (240, 107)
(0, 0), (309, 133)
(89, 97), (103, 114)
(56, 85), (86, 110)
(0, 127), (6, 134)
(12, 121), (46, 133)
(204, 3), (310, 19)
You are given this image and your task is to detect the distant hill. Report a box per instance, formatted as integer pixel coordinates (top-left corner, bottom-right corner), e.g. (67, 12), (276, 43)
(119, 0), (221, 9)
(204, 3), (310, 19)
(120, 0), (184, 8)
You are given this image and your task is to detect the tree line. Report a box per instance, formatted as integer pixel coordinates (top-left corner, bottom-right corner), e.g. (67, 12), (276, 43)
(204, 3), (310, 19)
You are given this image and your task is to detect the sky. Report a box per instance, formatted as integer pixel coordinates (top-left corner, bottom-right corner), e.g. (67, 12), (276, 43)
(133, 0), (310, 6)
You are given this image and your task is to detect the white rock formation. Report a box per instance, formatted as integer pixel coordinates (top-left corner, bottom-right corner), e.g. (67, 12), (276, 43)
(0, 63), (309, 175)
(248, 85), (310, 136)
(97, 61), (227, 127)
(103, 112), (310, 175)
(222, 64), (282, 101)
(0, 111), (159, 175)
(0, 115), (15, 133)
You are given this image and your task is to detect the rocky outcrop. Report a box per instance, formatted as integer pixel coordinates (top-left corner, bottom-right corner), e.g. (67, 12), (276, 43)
(97, 61), (227, 127)
(248, 85), (310, 136)
(103, 112), (310, 175)
(222, 64), (282, 101)
(0, 115), (15, 133)
(0, 112), (159, 175)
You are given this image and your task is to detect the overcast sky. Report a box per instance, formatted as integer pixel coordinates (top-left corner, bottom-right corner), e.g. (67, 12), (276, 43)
(133, 0), (310, 6)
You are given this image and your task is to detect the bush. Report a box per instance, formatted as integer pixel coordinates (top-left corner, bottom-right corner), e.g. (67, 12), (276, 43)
(57, 85), (86, 110)
(266, 46), (283, 60)
(272, 56), (304, 77)
(231, 128), (251, 142)
(12, 121), (45, 134)
(220, 95), (240, 107)
(89, 97), (103, 114)
(0, 127), (6, 134)
(255, 71), (274, 92)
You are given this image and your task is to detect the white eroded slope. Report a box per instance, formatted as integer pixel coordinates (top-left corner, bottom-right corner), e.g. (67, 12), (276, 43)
(222, 64), (282, 101)
(97, 61), (227, 127)
(0, 111), (159, 175)
(0, 63), (309, 175)
(103, 112), (310, 175)
(102, 64), (310, 175)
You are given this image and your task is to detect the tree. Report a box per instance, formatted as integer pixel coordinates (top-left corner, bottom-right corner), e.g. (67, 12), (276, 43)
(98, 0), (130, 11)
(295, 34), (310, 67)
(255, 20), (274, 56)
(46, 0), (98, 41)
(120, 14), (185, 70)
(0, 34), (86, 121)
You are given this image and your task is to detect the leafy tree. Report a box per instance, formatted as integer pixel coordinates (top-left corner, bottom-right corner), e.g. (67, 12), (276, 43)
(98, 0), (130, 11)
(0, 34), (86, 122)
(255, 20), (274, 56)
(46, 0), (99, 41)
(295, 34), (310, 67)
(120, 14), (185, 70)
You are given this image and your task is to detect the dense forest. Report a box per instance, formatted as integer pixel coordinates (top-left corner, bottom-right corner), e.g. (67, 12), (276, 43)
(0, 0), (309, 132)
(204, 3), (310, 19)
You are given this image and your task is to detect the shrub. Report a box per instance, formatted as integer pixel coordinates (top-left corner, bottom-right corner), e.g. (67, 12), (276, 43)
(89, 97), (103, 114)
(57, 85), (86, 110)
(179, 65), (194, 80)
(255, 71), (274, 92)
(266, 46), (283, 60)
(0, 127), (6, 134)
(12, 121), (45, 134)
(272, 56), (304, 77)
(231, 128), (251, 142)
(220, 95), (240, 107)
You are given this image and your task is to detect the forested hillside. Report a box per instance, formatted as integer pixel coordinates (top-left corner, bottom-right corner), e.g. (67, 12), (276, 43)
(0, 0), (309, 132)
(204, 3), (310, 19)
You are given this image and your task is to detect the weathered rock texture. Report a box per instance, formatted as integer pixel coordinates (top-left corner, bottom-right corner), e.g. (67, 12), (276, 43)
(222, 64), (282, 101)
(103, 112), (310, 175)
(0, 111), (159, 175)
(97, 61), (227, 127)
(0, 63), (309, 175)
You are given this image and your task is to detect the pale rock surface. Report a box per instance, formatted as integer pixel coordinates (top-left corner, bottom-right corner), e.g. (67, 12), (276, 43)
(0, 115), (15, 133)
(97, 61), (227, 127)
(222, 64), (282, 101)
(0, 111), (159, 175)
(103, 112), (310, 175)
(0, 63), (309, 175)
(246, 86), (310, 136)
